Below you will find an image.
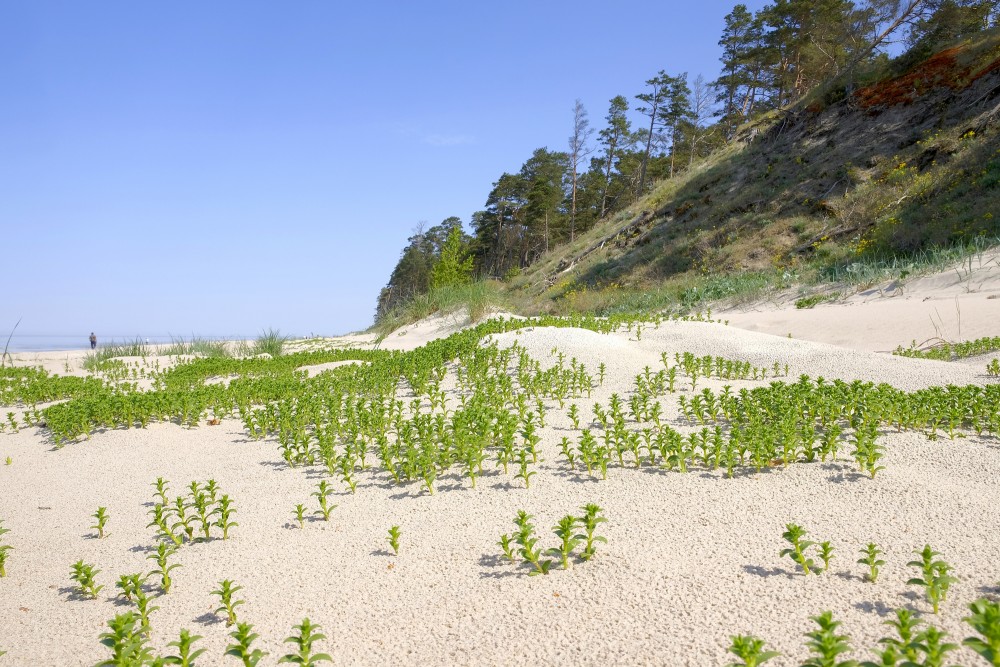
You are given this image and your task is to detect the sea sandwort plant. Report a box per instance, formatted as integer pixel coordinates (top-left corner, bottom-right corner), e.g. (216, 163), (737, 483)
(963, 598), (1000, 666)
(163, 629), (207, 667)
(96, 612), (153, 666)
(0, 519), (10, 577)
(726, 635), (780, 667)
(780, 523), (816, 575)
(576, 503), (607, 561)
(225, 622), (268, 666)
(907, 545), (956, 614)
(293, 504), (307, 529)
(857, 543), (885, 583)
(547, 515), (581, 570)
(387, 525), (401, 555)
(70, 559), (104, 598)
(214, 494), (238, 539)
(91, 506), (110, 539)
(279, 617), (332, 665)
(212, 579), (245, 627)
(801, 611), (853, 667)
(147, 543), (181, 594)
(312, 481), (337, 521)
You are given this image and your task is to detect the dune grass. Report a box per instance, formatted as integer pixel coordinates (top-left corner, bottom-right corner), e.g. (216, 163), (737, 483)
(372, 281), (508, 337)
(161, 337), (231, 358)
(82, 338), (151, 371)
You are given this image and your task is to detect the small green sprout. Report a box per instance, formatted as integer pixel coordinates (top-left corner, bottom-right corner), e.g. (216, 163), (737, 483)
(547, 515), (581, 570)
(213, 494), (238, 539)
(857, 543), (885, 583)
(4, 457), (10, 466)
(91, 506), (110, 539)
(515, 448), (535, 488)
(293, 504), (307, 529)
(152, 477), (170, 505)
(133, 588), (160, 634)
(212, 579), (245, 627)
(279, 617), (333, 665)
(575, 503), (607, 561)
(568, 404), (580, 430)
(70, 559), (104, 598)
(911, 625), (958, 665)
(147, 543), (181, 594)
(818, 541), (834, 573)
(97, 612), (154, 666)
(963, 598), (1000, 666)
(226, 622), (268, 666)
(115, 572), (148, 602)
(878, 608), (922, 663)
(387, 525), (401, 556)
(163, 629), (206, 666)
(497, 533), (517, 562)
(907, 545), (956, 614)
(802, 611), (854, 667)
(779, 523), (816, 575)
(726, 634), (780, 666)
(312, 481), (337, 521)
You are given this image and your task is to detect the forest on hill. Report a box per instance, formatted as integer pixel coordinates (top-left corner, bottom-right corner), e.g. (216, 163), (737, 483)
(375, 0), (1000, 322)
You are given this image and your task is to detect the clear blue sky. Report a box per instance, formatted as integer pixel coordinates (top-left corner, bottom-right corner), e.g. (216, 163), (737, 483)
(2, 0), (768, 344)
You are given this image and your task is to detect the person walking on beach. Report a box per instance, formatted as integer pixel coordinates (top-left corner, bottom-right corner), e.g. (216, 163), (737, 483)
(89, 332), (97, 350)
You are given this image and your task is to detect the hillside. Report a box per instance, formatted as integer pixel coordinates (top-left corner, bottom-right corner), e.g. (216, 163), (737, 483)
(496, 32), (1000, 316)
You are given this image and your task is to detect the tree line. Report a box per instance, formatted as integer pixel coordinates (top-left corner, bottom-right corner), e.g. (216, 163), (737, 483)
(376, 0), (998, 321)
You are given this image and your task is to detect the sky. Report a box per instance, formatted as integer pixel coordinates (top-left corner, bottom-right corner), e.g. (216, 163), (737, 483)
(1, 0), (770, 347)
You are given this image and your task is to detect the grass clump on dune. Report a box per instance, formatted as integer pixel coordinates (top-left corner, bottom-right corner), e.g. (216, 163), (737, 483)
(82, 338), (150, 371)
(372, 280), (508, 338)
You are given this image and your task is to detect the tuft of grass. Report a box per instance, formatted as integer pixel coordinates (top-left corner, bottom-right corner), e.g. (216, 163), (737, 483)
(161, 336), (231, 358)
(252, 329), (288, 357)
(82, 338), (150, 371)
(372, 280), (508, 338)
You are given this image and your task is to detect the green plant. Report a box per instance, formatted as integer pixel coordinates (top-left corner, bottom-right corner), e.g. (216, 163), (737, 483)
(278, 617), (332, 665)
(225, 622), (268, 666)
(576, 503), (607, 561)
(547, 515), (581, 570)
(818, 541), (834, 573)
(987, 358), (1000, 377)
(163, 629), (206, 666)
(498, 533), (517, 562)
(312, 481), (337, 521)
(212, 579), (245, 627)
(857, 543), (885, 583)
(0, 519), (10, 578)
(907, 545), (956, 614)
(963, 598), (1000, 666)
(801, 611), (855, 667)
(879, 608), (922, 664)
(4, 456), (10, 465)
(96, 612), (153, 666)
(726, 634), (780, 666)
(910, 625), (958, 666)
(147, 543), (181, 594)
(387, 525), (401, 556)
(115, 572), (148, 603)
(253, 328), (288, 357)
(293, 504), (307, 529)
(70, 559), (103, 598)
(213, 494), (238, 539)
(91, 506), (110, 539)
(780, 523), (816, 575)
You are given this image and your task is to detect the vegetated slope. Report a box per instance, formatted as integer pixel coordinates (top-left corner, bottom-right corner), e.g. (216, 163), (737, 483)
(511, 32), (1000, 312)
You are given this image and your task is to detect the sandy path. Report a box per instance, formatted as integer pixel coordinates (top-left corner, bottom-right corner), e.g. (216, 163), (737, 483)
(1, 320), (998, 666)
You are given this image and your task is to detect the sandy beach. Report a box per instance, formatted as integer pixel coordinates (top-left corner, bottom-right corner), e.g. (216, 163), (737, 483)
(1, 256), (998, 666)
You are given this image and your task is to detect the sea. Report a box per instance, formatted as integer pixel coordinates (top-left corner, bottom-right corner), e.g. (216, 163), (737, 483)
(3, 334), (246, 354)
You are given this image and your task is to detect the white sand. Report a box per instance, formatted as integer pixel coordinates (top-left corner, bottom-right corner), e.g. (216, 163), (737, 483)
(1, 264), (998, 665)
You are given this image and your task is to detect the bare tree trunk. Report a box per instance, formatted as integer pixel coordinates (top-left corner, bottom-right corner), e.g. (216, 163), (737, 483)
(569, 100), (592, 242)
